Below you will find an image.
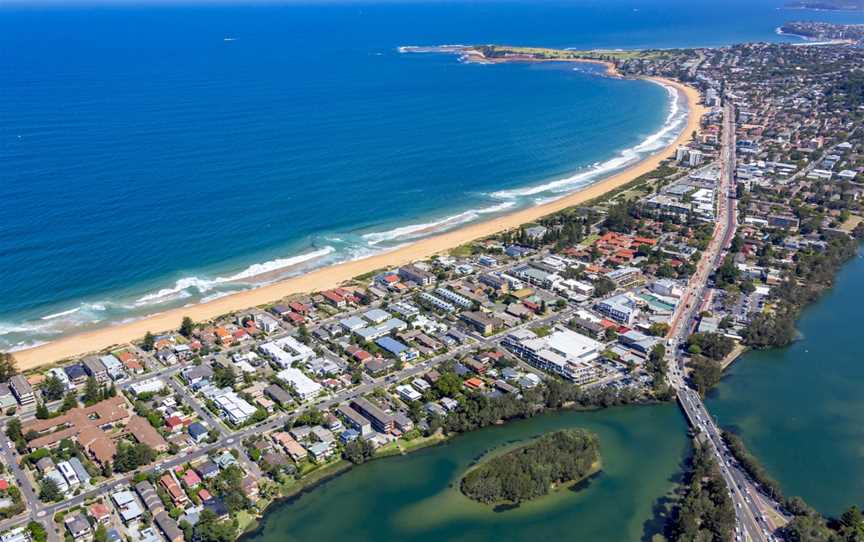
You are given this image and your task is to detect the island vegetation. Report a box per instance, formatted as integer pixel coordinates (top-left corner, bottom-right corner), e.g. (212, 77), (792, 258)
(459, 428), (600, 505)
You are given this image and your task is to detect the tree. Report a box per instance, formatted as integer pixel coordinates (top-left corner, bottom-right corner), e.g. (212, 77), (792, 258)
(293, 408), (324, 428)
(0, 353), (17, 383)
(27, 522), (47, 542)
(687, 332), (734, 361)
(83, 376), (101, 405)
(213, 365), (236, 389)
(193, 509), (235, 542)
(39, 477), (62, 502)
(179, 316), (194, 338)
(343, 439), (376, 465)
(715, 254), (740, 288)
(593, 277), (617, 297)
(6, 419), (22, 442)
(93, 524), (107, 542)
(690, 356), (722, 395)
(434, 372), (463, 398)
(112, 442), (156, 473)
(142, 332), (155, 352)
(41, 375), (66, 402)
(35, 402), (50, 420)
(647, 323), (670, 337)
(61, 392), (78, 412)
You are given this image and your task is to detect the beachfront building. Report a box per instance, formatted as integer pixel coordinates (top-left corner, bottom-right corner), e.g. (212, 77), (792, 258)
(398, 265), (434, 286)
(9, 375), (34, 406)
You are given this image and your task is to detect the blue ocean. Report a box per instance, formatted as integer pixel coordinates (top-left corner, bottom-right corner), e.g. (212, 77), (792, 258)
(1, 0), (863, 350)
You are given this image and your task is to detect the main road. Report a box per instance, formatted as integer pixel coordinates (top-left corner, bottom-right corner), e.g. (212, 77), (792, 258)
(664, 101), (786, 542)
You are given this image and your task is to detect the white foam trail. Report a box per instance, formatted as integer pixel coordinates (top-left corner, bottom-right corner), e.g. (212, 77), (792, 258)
(134, 281), (201, 305)
(7, 340), (49, 352)
(224, 246), (335, 281)
(491, 82), (684, 200)
(134, 246), (335, 305)
(41, 307), (81, 321)
(362, 201), (516, 245)
(200, 291), (235, 304)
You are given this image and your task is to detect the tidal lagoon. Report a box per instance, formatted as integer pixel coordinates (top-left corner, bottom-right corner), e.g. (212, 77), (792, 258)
(243, 405), (688, 542)
(708, 252), (864, 516)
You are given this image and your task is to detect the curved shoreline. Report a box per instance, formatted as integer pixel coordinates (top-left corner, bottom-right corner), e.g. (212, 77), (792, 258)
(10, 77), (705, 370)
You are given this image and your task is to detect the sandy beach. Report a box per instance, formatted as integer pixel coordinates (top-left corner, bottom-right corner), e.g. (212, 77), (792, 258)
(11, 77), (706, 371)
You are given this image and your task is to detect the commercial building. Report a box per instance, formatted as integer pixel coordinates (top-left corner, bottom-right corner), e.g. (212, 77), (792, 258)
(595, 293), (640, 325)
(605, 266), (643, 288)
(504, 327), (602, 384)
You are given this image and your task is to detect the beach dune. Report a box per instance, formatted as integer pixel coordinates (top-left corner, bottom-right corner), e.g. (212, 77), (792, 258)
(11, 78), (705, 371)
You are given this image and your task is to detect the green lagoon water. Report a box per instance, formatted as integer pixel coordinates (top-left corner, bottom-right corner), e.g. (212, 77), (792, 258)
(246, 405), (688, 542)
(707, 252), (864, 516)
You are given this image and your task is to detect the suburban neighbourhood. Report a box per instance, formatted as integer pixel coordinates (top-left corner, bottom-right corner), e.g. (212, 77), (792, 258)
(0, 22), (863, 542)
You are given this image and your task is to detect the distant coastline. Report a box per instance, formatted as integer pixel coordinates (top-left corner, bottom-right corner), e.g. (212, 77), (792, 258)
(398, 44), (622, 77)
(8, 50), (706, 371)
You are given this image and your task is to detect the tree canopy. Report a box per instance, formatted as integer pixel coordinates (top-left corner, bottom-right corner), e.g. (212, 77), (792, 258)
(460, 429), (599, 504)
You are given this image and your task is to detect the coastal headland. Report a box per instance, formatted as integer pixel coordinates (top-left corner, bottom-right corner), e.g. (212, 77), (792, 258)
(10, 50), (706, 371)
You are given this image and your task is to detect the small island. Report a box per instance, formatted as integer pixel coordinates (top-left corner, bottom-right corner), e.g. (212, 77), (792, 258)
(460, 428), (601, 505)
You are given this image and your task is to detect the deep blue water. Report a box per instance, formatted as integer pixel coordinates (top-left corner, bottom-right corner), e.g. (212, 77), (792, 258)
(2, 0), (863, 350)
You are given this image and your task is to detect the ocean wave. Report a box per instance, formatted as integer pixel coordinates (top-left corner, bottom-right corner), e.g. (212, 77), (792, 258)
(200, 291), (236, 304)
(41, 307), (81, 321)
(1, 78), (687, 353)
(0, 246), (339, 350)
(40, 302), (108, 321)
(491, 82), (685, 200)
(362, 201), (516, 245)
(133, 246), (336, 306)
(6, 340), (50, 353)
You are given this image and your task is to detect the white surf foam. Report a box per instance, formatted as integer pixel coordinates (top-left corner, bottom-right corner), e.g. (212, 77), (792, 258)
(491, 82), (684, 200)
(362, 201), (516, 245)
(41, 307), (81, 321)
(133, 245), (335, 306)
